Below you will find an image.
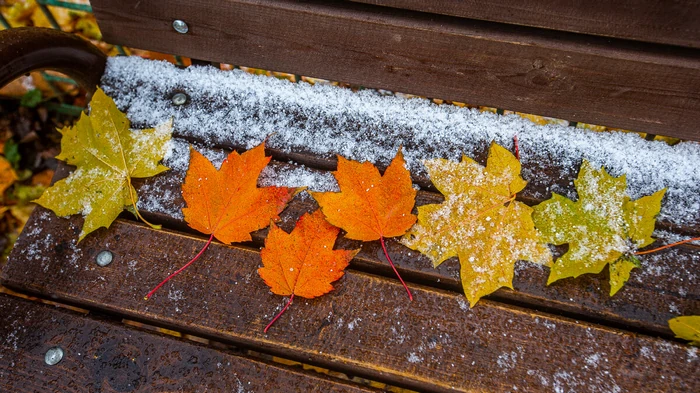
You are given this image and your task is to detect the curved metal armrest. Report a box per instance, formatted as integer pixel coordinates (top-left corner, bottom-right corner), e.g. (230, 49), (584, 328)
(0, 27), (107, 93)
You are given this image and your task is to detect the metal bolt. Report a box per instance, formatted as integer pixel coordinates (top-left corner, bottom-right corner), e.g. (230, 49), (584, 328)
(172, 19), (189, 34)
(45, 347), (64, 365)
(96, 250), (113, 267)
(171, 92), (188, 106)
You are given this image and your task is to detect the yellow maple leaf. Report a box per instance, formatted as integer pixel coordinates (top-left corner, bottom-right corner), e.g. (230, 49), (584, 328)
(402, 142), (552, 306)
(532, 161), (666, 295)
(35, 88), (172, 240)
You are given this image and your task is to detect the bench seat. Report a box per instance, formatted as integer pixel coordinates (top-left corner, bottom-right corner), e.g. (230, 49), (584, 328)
(2, 55), (699, 392)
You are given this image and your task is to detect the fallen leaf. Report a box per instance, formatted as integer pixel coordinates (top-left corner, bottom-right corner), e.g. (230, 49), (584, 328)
(1, 0), (36, 28)
(30, 169), (54, 187)
(145, 143), (295, 299)
(311, 148), (416, 299)
(258, 209), (359, 332)
(669, 316), (700, 346)
(402, 142), (552, 306)
(182, 143), (296, 244)
(35, 87), (172, 240)
(0, 156), (18, 196)
(532, 160), (665, 295)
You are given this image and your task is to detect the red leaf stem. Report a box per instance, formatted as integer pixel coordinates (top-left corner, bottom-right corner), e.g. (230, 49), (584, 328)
(145, 233), (215, 300)
(264, 294), (295, 333)
(380, 236), (413, 301)
(635, 236), (700, 255)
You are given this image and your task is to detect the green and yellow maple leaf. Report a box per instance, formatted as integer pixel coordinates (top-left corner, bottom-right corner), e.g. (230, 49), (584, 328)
(35, 87), (172, 240)
(402, 142), (552, 306)
(532, 160), (666, 295)
(669, 316), (700, 346)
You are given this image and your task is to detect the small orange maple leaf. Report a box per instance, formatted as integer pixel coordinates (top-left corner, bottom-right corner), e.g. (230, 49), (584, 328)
(310, 148), (417, 300)
(145, 142), (295, 299)
(259, 209), (359, 332)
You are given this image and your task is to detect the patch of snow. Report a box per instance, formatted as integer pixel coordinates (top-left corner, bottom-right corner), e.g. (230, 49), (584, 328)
(259, 163), (338, 192)
(102, 56), (700, 227)
(497, 351), (518, 372)
(456, 298), (470, 311)
(407, 352), (423, 363)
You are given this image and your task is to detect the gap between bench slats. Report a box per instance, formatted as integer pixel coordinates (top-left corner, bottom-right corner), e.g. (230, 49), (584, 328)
(90, 0), (700, 140)
(348, 0), (700, 49)
(0, 293), (376, 393)
(2, 213), (698, 392)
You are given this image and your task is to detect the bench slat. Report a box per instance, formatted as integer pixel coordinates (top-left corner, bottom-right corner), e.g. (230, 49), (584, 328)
(349, 0), (700, 49)
(3, 212), (698, 392)
(0, 294), (376, 393)
(90, 0), (700, 140)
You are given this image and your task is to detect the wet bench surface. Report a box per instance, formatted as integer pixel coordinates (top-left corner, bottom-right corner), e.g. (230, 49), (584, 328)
(2, 1), (700, 392)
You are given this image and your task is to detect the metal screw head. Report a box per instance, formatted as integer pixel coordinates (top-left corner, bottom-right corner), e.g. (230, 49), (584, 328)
(172, 19), (189, 34)
(96, 250), (113, 267)
(171, 92), (188, 106)
(45, 347), (64, 365)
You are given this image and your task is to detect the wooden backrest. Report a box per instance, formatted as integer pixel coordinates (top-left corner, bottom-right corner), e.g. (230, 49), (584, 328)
(89, 0), (700, 141)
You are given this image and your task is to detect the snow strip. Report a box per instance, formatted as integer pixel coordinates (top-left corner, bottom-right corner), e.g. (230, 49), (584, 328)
(102, 56), (700, 227)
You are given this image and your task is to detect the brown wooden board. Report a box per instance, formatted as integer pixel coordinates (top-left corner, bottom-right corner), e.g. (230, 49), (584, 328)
(3, 212), (699, 392)
(348, 0), (700, 49)
(0, 294), (376, 393)
(90, 0), (700, 140)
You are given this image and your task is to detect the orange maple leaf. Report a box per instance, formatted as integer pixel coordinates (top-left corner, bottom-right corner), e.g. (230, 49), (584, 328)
(259, 209), (359, 332)
(310, 148), (417, 300)
(146, 142), (295, 299)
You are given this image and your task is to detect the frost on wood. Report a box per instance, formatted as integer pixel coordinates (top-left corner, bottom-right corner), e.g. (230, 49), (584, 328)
(101, 56), (700, 228)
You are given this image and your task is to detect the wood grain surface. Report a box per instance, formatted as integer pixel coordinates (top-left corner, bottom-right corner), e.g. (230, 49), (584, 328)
(3, 212), (699, 392)
(90, 0), (700, 140)
(348, 0), (700, 48)
(0, 294), (376, 392)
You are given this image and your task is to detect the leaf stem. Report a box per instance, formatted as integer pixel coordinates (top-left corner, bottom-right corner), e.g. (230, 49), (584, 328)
(634, 236), (700, 255)
(513, 135), (520, 161)
(380, 236), (413, 301)
(144, 233), (215, 300)
(127, 178), (161, 230)
(264, 294), (295, 333)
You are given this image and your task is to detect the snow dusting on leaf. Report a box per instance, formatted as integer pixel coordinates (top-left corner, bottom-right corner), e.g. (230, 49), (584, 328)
(35, 87), (172, 240)
(402, 142), (552, 306)
(532, 160), (665, 295)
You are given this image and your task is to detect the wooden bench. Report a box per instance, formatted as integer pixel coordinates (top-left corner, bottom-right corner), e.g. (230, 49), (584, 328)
(1, 1), (699, 392)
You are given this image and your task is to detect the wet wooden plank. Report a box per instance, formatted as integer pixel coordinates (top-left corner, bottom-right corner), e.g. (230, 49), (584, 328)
(349, 0), (700, 49)
(2, 213), (698, 392)
(0, 294), (376, 393)
(90, 0), (700, 140)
